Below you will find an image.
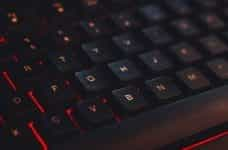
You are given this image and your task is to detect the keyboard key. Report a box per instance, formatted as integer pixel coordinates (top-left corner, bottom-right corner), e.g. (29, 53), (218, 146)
(38, 113), (79, 139)
(0, 91), (37, 119)
(194, 0), (218, 9)
(80, 0), (99, 10)
(207, 58), (228, 80)
(80, 19), (111, 37)
(200, 35), (228, 55)
(48, 50), (82, 73)
(171, 19), (200, 36)
(82, 40), (117, 63)
(170, 42), (202, 63)
(139, 5), (166, 22)
(143, 26), (173, 45)
(177, 67), (210, 90)
(145, 77), (182, 100)
(35, 77), (77, 107)
(199, 13), (224, 30)
(112, 86), (148, 113)
(4, 124), (42, 149)
(19, 36), (44, 57)
(108, 59), (142, 81)
(165, 0), (192, 15)
(139, 50), (173, 72)
(111, 11), (141, 30)
(112, 32), (145, 55)
(75, 67), (111, 92)
(51, 28), (78, 49)
(12, 57), (48, 79)
(76, 98), (113, 126)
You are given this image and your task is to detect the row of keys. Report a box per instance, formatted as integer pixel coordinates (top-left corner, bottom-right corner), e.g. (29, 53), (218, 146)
(1, 1), (227, 39)
(76, 57), (228, 93)
(2, 56), (228, 130)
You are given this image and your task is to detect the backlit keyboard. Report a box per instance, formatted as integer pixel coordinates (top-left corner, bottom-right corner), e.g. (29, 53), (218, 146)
(1, 0), (228, 149)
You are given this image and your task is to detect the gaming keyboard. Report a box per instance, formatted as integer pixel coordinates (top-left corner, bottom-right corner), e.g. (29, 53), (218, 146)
(1, 0), (228, 149)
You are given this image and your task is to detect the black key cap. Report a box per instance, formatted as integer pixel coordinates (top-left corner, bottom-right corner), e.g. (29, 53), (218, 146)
(108, 59), (142, 81)
(36, 77), (77, 106)
(75, 67), (111, 92)
(139, 5), (166, 22)
(82, 40), (117, 63)
(177, 67), (210, 90)
(143, 26), (173, 45)
(165, 0), (192, 15)
(80, 0), (99, 10)
(76, 98), (113, 126)
(171, 19), (200, 36)
(145, 77), (182, 100)
(51, 28), (78, 49)
(194, 0), (218, 9)
(111, 11), (141, 30)
(19, 36), (44, 57)
(200, 35), (228, 55)
(0, 91), (37, 119)
(112, 86), (148, 113)
(4, 124), (42, 149)
(12, 57), (47, 79)
(170, 42), (202, 63)
(48, 50), (82, 73)
(80, 19), (111, 37)
(207, 58), (228, 80)
(38, 113), (79, 140)
(139, 50), (173, 72)
(199, 13), (224, 30)
(112, 33), (145, 55)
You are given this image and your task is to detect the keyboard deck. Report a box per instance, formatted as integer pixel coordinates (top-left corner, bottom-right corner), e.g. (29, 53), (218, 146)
(1, 0), (228, 149)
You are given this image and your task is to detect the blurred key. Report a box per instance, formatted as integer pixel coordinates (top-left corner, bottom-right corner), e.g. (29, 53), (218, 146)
(111, 11), (141, 30)
(165, 0), (192, 15)
(3, 124), (42, 150)
(143, 26), (173, 45)
(171, 42), (202, 64)
(199, 13), (224, 30)
(0, 91), (37, 119)
(112, 32), (145, 55)
(177, 67), (211, 90)
(80, 0), (100, 11)
(38, 113), (80, 140)
(194, 0), (218, 9)
(80, 19), (111, 37)
(139, 5), (166, 22)
(200, 35), (228, 55)
(171, 19), (200, 36)
(48, 50), (83, 73)
(35, 77), (77, 107)
(207, 58), (228, 80)
(82, 40), (117, 63)
(139, 50), (173, 72)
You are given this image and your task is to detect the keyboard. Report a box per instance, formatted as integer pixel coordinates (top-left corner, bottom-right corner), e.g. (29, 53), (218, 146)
(1, 0), (228, 149)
